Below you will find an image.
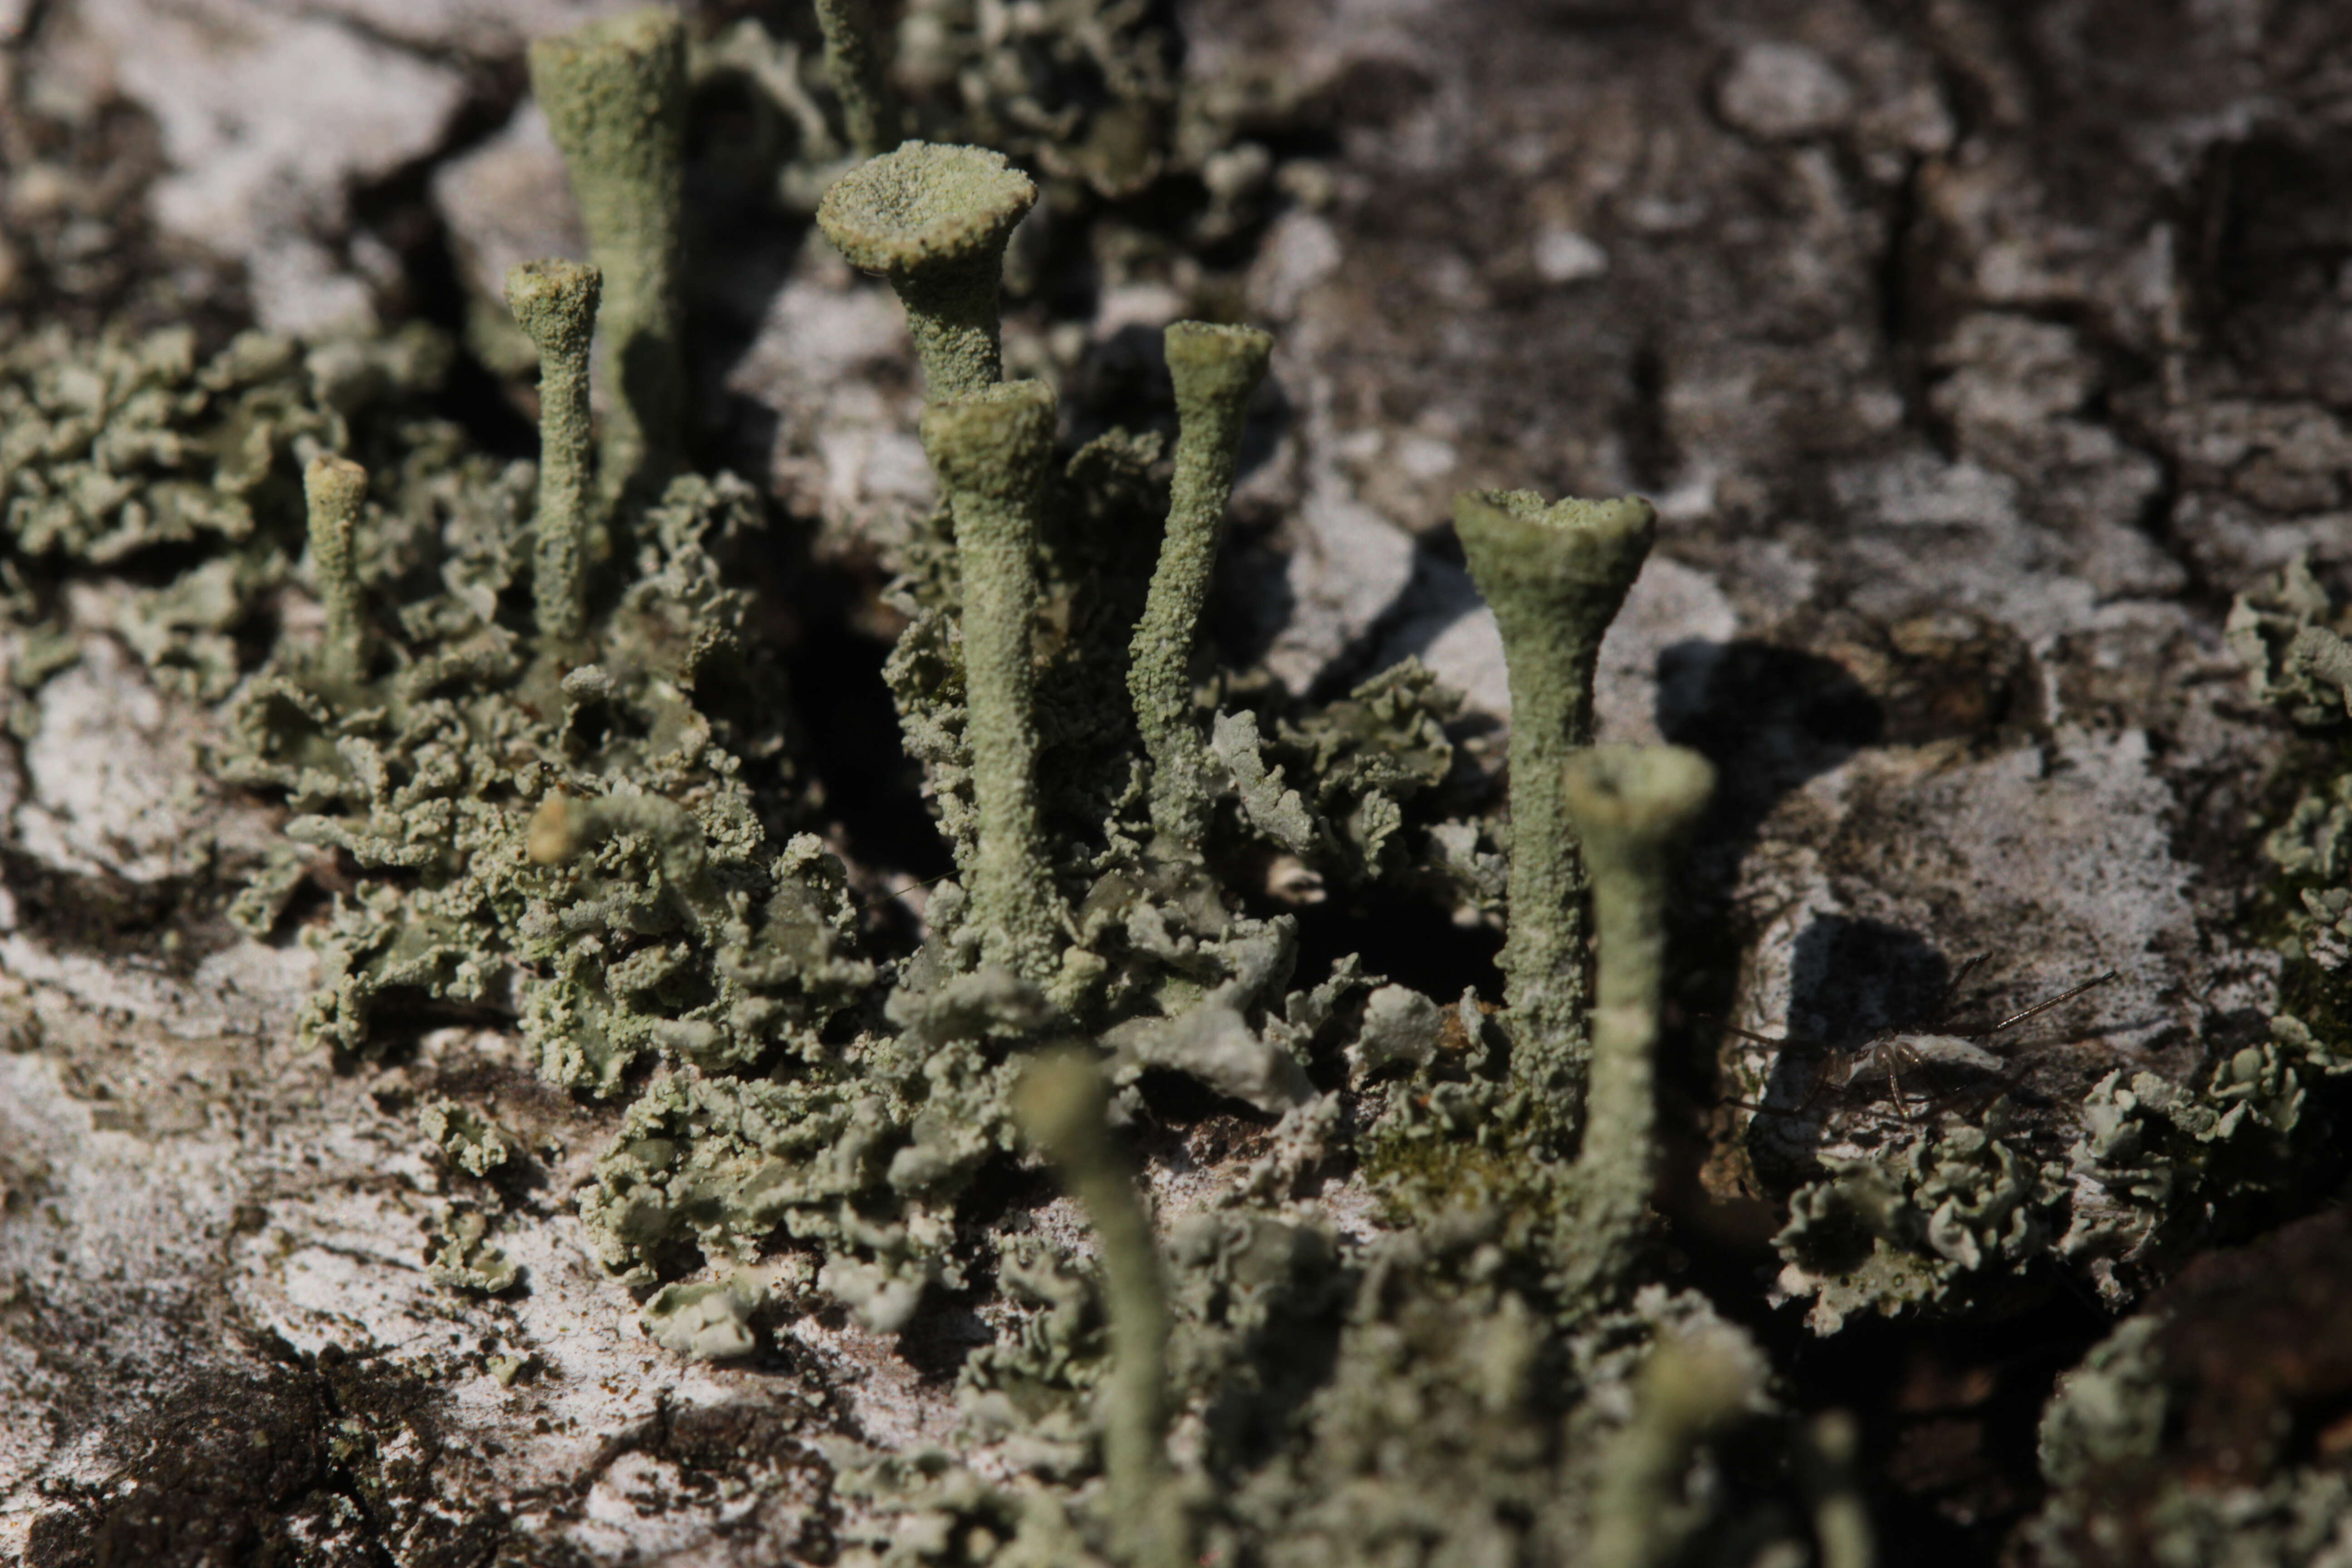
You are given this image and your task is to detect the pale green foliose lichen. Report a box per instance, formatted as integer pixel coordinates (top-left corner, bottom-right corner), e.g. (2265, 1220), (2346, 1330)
(641, 1273), (761, 1361)
(1730, 564), (2352, 1331)
(1770, 1103), (2064, 1334)
(2058, 1017), (2349, 1304)
(420, 1097), (515, 1177)
(2225, 556), (2352, 727)
(0, 321), (453, 699)
(428, 1210), (519, 1294)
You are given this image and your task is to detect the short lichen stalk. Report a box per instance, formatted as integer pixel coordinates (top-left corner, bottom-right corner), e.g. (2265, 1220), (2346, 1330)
(505, 259), (603, 645)
(529, 9), (686, 497)
(1014, 1053), (1190, 1568)
(1455, 489), (1655, 1123)
(921, 380), (1068, 981)
(818, 142), (1037, 398)
(1560, 744), (1713, 1299)
(812, 0), (899, 156)
(303, 454), (369, 686)
(1129, 321), (1274, 848)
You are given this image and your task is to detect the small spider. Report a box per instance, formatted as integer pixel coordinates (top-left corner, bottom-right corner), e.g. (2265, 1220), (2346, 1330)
(1715, 956), (2120, 1125)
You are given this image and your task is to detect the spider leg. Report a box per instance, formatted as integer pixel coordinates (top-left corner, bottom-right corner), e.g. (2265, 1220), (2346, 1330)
(1924, 953), (1990, 1029)
(1891, 1043), (1970, 1124)
(1692, 1014), (1818, 1052)
(1885, 1047), (1927, 1122)
(1986, 969), (2120, 1036)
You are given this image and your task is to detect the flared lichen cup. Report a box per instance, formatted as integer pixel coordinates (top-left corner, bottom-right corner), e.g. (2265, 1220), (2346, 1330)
(1454, 488), (1656, 1118)
(818, 141), (1039, 398)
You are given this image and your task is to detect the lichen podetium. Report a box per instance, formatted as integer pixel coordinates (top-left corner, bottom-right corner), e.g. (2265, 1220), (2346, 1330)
(1454, 489), (1655, 1131)
(920, 379), (1068, 984)
(529, 9), (687, 499)
(1556, 743), (1713, 1304)
(1014, 1052), (1190, 1568)
(1130, 320), (1274, 850)
(301, 454), (369, 687)
(504, 258), (601, 647)
(818, 141), (1038, 399)
(812, 0), (900, 156)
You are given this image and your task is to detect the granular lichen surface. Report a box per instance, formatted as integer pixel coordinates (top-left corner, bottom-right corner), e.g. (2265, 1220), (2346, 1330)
(1, 3), (2350, 1566)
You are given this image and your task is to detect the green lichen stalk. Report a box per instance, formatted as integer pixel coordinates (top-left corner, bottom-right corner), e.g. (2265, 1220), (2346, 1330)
(505, 259), (603, 645)
(1014, 1052), (1189, 1568)
(1129, 321), (1274, 847)
(529, 10), (686, 496)
(1561, 744), (1713, 1295)
(303, 454), (369, 686)
(1798, 1411), (1877, 1568)
(813, 0), (899, 156)
(921, 380), (1066, 980)
(818, 142), (1038, 398)
(1585, 1332), (1763, 1568)
(1455, 488), (1656, 1119)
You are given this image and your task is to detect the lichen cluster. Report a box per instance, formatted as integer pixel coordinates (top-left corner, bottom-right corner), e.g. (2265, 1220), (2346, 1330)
(12, 4), (2352, 1564)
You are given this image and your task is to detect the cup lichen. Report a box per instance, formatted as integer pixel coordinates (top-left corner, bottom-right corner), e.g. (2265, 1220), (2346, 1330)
(504, 258), (602, 646)
(1130, 320), (1274, 849)
(1584, 1330), (1765, 1568)
(529, 9), (687, 498)
(813, 0), (901, 157)
(1014, 1052), (1190, 1568)
(818, 141), (1039, 398)
(40, 10), (2343, 1558)
(1558, 743), (1713, 1302)
(302, 453), (369, 686)
(1454, 488), (1656, 1124)
(920, 378), (1068, 984)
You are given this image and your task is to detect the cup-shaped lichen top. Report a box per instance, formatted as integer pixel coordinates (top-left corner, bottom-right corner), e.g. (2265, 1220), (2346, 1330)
(529, 9), (686, 498)
(820, 142), (1038, 398)
(1130, 320), (1274, 847)
(304, 455), (369, 686)
(920, 379), (1066, 981)
(1454, 488), (1655, 1120)
(1558, 744), (1713, 1300)
(505, 259), (603, 645)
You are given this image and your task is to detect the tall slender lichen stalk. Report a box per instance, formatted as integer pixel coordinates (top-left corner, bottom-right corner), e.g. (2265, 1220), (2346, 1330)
(921, 380), (1067, 981)
(304, 454), (369, 686)
(1014, 1052), (1189, 1568)
(1559, 743), (1713, 1300)
(812, 0), (899, 156)
(1454, 489), (1655, 1122)
(505, 259), (603, 645)
(1798, 1411), (1877, 1568)
(529, 9), (686, 497)
(1585, 1330), (1762, 1568)
(818, 142), (1037, 398)
(1129, 321), (1274, 848)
